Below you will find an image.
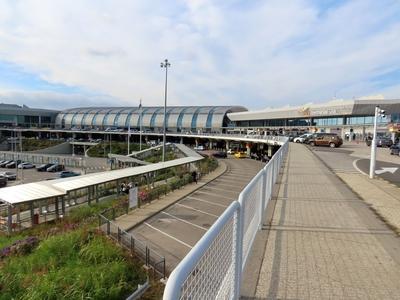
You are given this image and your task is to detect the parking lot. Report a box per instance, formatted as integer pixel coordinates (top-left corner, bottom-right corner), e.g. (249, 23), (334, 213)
(0, 165), (83, 187)
(128, 157), (265, 270)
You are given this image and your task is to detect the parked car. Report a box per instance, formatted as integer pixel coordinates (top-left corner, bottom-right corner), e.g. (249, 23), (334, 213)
(194, 145), (205, 151)
(308, 133), (343, 148)
(0, 171), (16, 180)
(59, 171), (80, 178)
(390, 144), (400, 155)
(366, 136), (393, 148)
(212, 151), (227, 158)
(227, 149), (234, 155)
(293, 133), (313, 143)
(0, 175), (7, 188)
(6, 161), (16, 168)
(0, 160), (12, 168)
(36, 163), (55, 172)
(18, 162), (35, 169)
(47, 164), (65, 172)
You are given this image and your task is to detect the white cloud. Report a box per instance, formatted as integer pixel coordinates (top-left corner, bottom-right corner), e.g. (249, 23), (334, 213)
(0, 0), (399, 109)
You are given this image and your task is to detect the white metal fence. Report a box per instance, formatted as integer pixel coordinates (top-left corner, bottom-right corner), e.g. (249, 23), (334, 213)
(163, 138), (289, 300)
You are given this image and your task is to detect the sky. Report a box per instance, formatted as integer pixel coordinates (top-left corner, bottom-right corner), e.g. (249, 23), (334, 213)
(0, 0), (400, 110)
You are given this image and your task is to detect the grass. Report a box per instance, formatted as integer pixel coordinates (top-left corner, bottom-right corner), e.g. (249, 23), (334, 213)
(87, 142), (148, 157)
(21, 139), (63, 151)
(0, 229), (146, 299)
(0, 198), (147, 300)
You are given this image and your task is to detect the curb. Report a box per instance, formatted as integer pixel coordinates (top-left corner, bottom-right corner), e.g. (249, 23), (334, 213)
(121, 160), (229, 232)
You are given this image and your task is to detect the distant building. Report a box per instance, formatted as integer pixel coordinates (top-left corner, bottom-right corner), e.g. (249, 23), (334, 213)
(0, 103), (59, 127)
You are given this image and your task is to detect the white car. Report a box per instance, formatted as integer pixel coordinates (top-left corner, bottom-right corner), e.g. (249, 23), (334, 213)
(293, 133), (313, 143)
(194, 145), (205, 151)
(18, 162), (35, 169)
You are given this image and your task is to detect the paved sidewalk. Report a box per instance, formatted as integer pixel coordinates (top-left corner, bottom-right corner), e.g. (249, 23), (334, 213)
(253, 143), (400, 299)
(113, 161), (227, 231)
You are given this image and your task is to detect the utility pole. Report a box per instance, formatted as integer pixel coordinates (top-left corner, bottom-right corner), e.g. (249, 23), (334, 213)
(160, 59), (171, 162)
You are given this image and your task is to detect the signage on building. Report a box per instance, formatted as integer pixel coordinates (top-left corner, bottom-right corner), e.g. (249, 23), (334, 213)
(311, 106), (351, 117)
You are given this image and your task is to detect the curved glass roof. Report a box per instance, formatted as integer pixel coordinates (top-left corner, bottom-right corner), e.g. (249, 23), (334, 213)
(56, 106), (247, 129)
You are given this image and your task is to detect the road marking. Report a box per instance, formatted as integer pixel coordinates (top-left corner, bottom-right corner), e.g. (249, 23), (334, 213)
(185, 196), (228, 208)
(208, 182), (243, 189)
(161, 211), (207, 231)
(194, 190), (235, 200)
(175, 203), (219, 218)
(375, 167), (398, 174)
(352, 159), (369, 176)
(202, 186), (238, 194)
(143, 222), (193, 249)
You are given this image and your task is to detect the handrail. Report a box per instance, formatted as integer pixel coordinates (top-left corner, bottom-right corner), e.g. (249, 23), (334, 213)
(163, 137), (289, 299)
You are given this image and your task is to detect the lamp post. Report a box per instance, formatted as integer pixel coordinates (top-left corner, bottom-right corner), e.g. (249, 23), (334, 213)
(160, 59), (171, 162)
(139, 99), (143, 152)
(369, 106), (385, 178)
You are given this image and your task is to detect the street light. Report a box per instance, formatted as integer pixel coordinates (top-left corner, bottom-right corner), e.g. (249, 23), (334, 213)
(160, 59), (171, 162)
(369, 106), (386, 178)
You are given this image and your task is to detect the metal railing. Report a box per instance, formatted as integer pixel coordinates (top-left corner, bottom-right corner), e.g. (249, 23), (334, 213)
(163, 138), (289, 299)
(98, 214), (166, 279)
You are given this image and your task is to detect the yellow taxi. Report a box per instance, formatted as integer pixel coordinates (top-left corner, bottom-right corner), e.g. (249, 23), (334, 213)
(234, 151), (247, 159)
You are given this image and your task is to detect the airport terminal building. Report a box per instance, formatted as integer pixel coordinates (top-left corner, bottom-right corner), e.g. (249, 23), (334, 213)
(228, 99), (400, 138)
(0, 99), (399, 139)
(55, 106), (246, 133)
(0, 103), (58, 128)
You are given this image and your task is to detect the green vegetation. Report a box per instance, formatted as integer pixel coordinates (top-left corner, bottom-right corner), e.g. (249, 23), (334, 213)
(21, 139), (63, 151)
(143, 150), (176, 163)
(87, 142), (148, 157)
(0, 198), (146, 300)
(197, 156), (219, 174)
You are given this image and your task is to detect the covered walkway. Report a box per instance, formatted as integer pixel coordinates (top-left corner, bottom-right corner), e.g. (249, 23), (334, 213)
(245, 143), (400, 299)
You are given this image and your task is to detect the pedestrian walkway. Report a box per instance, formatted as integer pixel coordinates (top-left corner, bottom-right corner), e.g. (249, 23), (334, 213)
(247, 143), (400, 299)
(114, 161), (228, 232)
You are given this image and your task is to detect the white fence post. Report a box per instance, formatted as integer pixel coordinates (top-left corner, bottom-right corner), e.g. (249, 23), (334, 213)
(259, 170), (267, 229)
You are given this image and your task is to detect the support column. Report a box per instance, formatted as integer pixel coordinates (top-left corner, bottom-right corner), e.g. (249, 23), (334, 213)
(55, 197), (59, 219)
(7, 205), (12, 235)
(246, 143), (251, 157)
(95, 185), (99, 203)
(88, 187), (91, 205)
(30, 202), (35, 227)
(61, 196), (65, 217)
(180, 137), (183, 144)
(226, 141), (230, 151)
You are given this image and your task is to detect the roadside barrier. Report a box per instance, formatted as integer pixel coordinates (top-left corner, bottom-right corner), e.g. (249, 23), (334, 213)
(98, 214), (166, 279)
(163, 138), (289, 299)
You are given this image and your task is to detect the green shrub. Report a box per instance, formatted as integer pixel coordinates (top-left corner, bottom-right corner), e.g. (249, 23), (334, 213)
(0, 230), (146, 299)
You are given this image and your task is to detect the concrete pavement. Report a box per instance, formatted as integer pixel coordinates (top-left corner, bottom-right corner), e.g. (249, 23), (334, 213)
(247, 143), (400, 299)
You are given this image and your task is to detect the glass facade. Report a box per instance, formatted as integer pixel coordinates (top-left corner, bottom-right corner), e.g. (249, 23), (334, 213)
(288, 118), (311, 126)
(391, 113), (400, 123)
(346, 115), (387, 125)
(313, 117), (343, 126)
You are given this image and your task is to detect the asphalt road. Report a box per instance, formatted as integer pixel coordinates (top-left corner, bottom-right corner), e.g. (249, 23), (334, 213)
(128, 157), (265, 271)
(310, 146), (400, 186)
(355, 159), (400, 185)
